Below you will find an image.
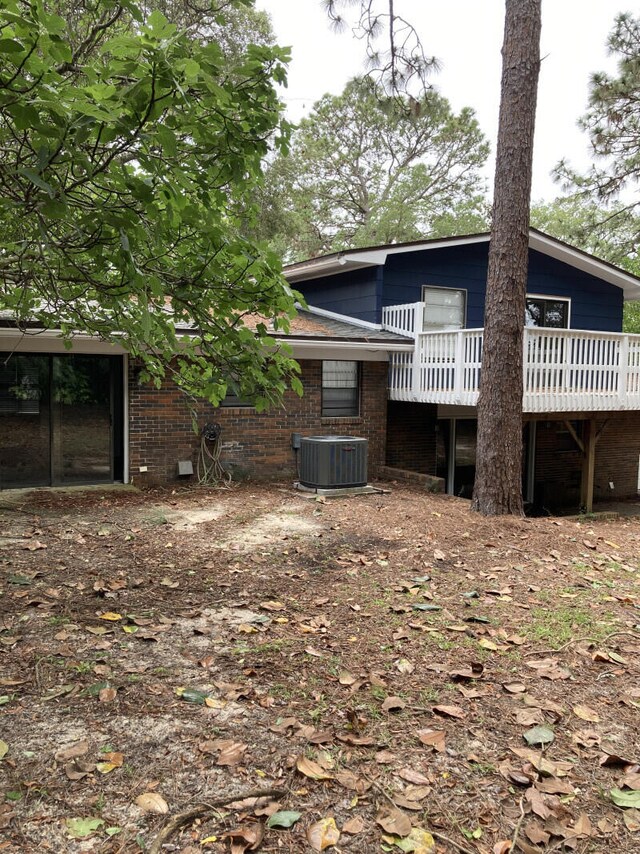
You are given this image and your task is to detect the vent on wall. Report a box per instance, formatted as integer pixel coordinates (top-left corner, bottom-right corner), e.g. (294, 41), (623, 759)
(299, 436), (368, 489)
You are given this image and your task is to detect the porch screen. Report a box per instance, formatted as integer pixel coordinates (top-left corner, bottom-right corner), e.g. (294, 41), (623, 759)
(322, 361), (359, 417)
(422, 286), (466, 330)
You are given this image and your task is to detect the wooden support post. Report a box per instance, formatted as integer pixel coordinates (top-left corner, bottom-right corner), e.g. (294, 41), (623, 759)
(580, 418), (596, 513)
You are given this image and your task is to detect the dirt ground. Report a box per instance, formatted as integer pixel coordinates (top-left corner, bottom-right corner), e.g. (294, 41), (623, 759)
(0, 482), (639, 854)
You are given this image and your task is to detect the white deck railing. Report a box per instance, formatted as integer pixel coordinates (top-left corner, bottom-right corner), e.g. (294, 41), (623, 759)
(382, 303), (640, 413)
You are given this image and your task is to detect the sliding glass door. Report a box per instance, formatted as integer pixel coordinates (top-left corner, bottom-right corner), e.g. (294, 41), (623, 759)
(0, 354), (123, 488)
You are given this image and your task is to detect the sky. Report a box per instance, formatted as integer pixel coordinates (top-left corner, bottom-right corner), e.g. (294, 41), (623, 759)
(256, 0), (623, 202)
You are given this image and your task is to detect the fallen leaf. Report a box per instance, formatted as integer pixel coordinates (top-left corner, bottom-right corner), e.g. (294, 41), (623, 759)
(525, 786), (550, 820)
(417, 729), (446, 752)
(307, 816), (340, 851)
(395, 658), (415, 675)
(342, 816), (365, 834)
(623, 809), (640, 832)
(611, 788), (640, 809)
(98, 612), (122, 621)
(266, 810), (301, 829)
(573, 704), (600, 722)
(135, 793), (169, 814)
(222, 823), (263, 853)
(296, 756), (333, 780)
(216, 740), (247, 767)
(504, 682), (526, 694)
(376, 806), (412, 837)
(390, 827), (436, 853)
(397, 767), (431, 785)
(65, 817), (104, 838)
(523, 724), (555, 746)
(433, 705), (466, 719)
(382, 696), (406, 712)
(54, 740), (89, 763)
(99, 687), (117, 703)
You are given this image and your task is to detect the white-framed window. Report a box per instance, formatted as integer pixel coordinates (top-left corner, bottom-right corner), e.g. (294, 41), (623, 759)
(525, 295), (570, 329)
(421, 286), (466, 331)
(322, 360), (359, 417)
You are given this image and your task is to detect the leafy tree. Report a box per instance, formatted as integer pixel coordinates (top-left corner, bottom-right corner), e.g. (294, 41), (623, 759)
(0, 0), (301, 409)
(556, 13), (640, 217)
(551, 12), (640, 335)
(531, 197), (640, 332)
(261, 77), (490, 260)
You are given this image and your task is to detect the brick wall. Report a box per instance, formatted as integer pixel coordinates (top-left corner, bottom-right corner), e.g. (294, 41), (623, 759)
(386, 401), (439, 474)
(594, 412), (640, 501)
(128, 359), (388, 484)
(534, 414), (640, 510)
(533, 420), (583, 510)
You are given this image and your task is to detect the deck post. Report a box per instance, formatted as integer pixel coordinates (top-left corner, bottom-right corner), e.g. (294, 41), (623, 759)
(580, 419), (596, 513)
(453, 331), (465, 404)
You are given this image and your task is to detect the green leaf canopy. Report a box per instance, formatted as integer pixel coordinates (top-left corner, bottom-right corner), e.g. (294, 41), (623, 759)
(0, 0), (300, 408)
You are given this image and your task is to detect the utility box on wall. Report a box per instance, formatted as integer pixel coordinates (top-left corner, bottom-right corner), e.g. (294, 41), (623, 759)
(299, 436), (368, 489)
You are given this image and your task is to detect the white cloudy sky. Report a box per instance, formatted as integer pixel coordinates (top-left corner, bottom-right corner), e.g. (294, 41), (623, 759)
(256, 0), (624, 202)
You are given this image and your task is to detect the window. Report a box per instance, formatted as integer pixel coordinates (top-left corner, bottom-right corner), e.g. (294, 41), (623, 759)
(421, 286), (466, 330)
(220, 391), (253, 408)
(322, 361), (359, 417)
(525, 297), (569, 329)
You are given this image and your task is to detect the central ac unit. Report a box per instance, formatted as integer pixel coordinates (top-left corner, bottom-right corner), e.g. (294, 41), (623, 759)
(299, 436), (368, 489)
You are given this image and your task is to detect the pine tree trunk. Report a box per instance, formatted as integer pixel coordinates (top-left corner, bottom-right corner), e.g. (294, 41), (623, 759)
(471, 0), (542, 516)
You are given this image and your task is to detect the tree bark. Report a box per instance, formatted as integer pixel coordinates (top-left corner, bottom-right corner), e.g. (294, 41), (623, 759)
(471, 0), (542, 516)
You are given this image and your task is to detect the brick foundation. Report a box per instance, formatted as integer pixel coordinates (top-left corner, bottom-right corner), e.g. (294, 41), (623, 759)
(386, 401), (439, 474)
(128, 360), (388, 485)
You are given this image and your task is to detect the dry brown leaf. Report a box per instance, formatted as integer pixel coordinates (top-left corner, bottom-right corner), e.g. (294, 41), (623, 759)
(432, 704), (466, 719)
(215, 740), (247, 766)
(376, 805), (412, 837)
(524, 822), (550, 845)
(342, 816), (365, 835)
(515, 708), (544, 726)
(511, 747), (571, 777)
(536, 778), (576, 795)
(572, 704), (600, 722)
(135, 792), (169, 814)
(259, 600), (285, 611)
(403, 785), (431, 802)
(573, 813), (594, 838)
(396, 767), (431, 785)
(417, 729), (446, 752)
(504, 681), (527, 694)
(382, 696), (406, 712)
(620, 772), (640, 791)
(296, 756), (334, 780)
(525, 786), (550, 820)
(98, 687), (117, 703)
(623, 809), (640, 833)
(335, 770), (370, 793)
(222, 823), (264, 854)
(306, 816), (340, 851)
(54, 740), (89, 763)
(493, 842), (513, 854)
(64, 759), (95, 780)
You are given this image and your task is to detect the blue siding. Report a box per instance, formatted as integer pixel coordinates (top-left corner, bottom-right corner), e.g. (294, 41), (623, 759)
(526, 250), (623, 332)
(382, 243), (489, 327)
(381, 244), (624, 332)
(296, 266), (381, 324)
(295, 243), (625, 332)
